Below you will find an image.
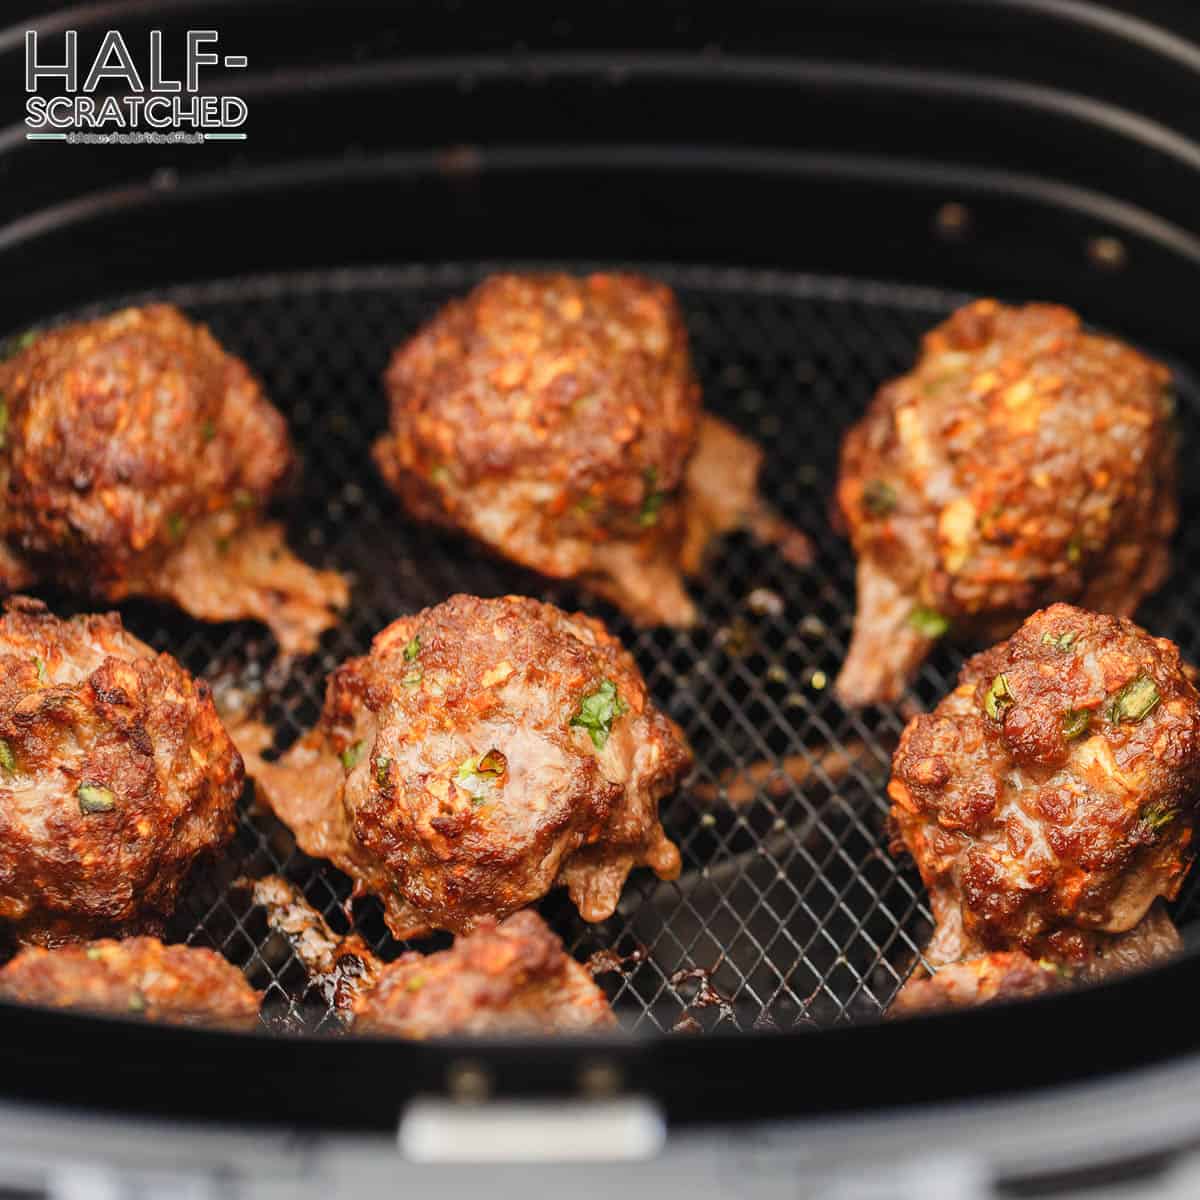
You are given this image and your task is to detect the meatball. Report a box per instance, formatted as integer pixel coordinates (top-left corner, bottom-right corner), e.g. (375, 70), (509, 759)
(887, 604), (1200, 1009)
(0, 937), (260, 1027)
(835, 300), (1175, 705)
(244, 594), (690, 939)
(373, 273), (808, 627)
(354, 911), (616, 1038)
(0, 305), (348, 655)
(0, 596), (243, 946)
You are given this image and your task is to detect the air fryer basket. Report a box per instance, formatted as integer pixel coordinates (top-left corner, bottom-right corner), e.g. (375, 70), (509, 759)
(4, 0), (1200, 1146)
(68, 262), (1200, 1040)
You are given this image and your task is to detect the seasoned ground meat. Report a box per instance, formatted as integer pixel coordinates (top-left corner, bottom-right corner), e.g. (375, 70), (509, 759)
(0, 597), (243, 946)
(887, 604), (1200, 1011)
(354, 910), (616, 1037)
(373, 273), (807, 626)
(242, 594), (690, 939)
(0, 305), (348, 654)
(835, 301), (1175, 704)
(0, 937), (260, 1027)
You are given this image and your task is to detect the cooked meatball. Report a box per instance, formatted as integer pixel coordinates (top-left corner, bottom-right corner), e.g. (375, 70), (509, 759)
(354, 911), (616, 1038)
(0, 596), (243, 946)
(373, 273), (808, 626)
(244, 594), (690, 939)
(0, 305), (348, 654)
(0, 937), (261, 1027)
(835, 301), (1175, 705)
(887, 605), (1200, 1010)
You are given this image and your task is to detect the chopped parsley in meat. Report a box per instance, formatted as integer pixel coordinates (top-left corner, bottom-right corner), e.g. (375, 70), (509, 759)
(570, 679), (629, 750)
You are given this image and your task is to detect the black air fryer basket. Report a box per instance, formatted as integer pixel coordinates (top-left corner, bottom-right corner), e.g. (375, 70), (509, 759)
(5, 1), (1200, 1193)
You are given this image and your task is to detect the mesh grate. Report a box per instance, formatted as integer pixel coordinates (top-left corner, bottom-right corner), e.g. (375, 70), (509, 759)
(39, 264), (1200, 1035)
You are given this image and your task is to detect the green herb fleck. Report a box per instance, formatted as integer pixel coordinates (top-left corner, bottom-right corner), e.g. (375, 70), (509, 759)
(639, 467), (665, 527)
(166, 513), (186, 540)
(31, 656), (46, 683)
(1109, 675), (1160, 724)
(402, 668), (422, 688)
(1140, 801), (1178, 832)
(215, 536), (230, 556)
(233, 489), (255, 512)
(908, 605), (950, 639)
(1041, 631), (1077, 652)
(375, 755), (392, 786)
(340, 740), (365, 770)
(1036, 959), (1074, 980)
(456, 749), (507, 787)
(455, 749), (508, 803)
(201, 418), (216, 442)
(570, 679), (628, 750)
(77, 783), (116, 814)
(405, 975), (426, 993)
(1066, 535), (1083, 565)
(0, 330), (37, 362)
(984, 673), (1015, 723)
(403, 635), (421, 662)
(0, 740), (14, 773)
(1062, 709), (1091, 740)
(430, 465), (450, 484)
(85, 947), (104, 961)
(862, 479), (897, 517)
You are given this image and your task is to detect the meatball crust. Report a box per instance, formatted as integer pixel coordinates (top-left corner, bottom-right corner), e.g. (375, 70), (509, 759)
(374, 273), (806, 626)
(352, 911), (616, 1038)
(246, 594), (690, 938)
(836, 300), (1175, 704)
(375, 273), (699, 600)
(889, 604), (1200, 965)
(0, 937), (260, 1027)
(0, 597), (243, 946)
(0, 305), (347, 653)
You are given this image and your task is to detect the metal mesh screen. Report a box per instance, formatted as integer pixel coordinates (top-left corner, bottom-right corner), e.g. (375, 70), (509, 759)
(52, 264), (1200, 1035)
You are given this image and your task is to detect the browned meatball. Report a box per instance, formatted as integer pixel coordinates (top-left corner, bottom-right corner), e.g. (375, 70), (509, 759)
(0, 937), (261, 1027)
(887, 605), (1200, 1011)
(0, 305), (348, 655)
(373, 273), (808, 627)
(353, 911), (616, 1038)
(243, 594), (690, 939)
(835, 301), (1175, 705)
(0, 597), (243, 947)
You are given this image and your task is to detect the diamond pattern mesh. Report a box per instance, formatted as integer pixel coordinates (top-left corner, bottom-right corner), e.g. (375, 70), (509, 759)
(45, 264), (1200, 1035)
